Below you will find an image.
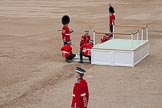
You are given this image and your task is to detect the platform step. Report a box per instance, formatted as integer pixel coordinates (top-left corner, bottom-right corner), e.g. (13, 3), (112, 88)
(73, 53), (90, 63)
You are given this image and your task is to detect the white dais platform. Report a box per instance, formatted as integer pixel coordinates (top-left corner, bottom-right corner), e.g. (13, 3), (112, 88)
(91, 25), (149, 67)
(91, 39), (149, 67)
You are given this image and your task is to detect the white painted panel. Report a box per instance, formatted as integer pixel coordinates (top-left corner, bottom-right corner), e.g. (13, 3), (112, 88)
(91, 49), (113, 65)
(91, 41), (149, 67)
(134, 42), (149, 66)
(134, 47), (142, 63)
(113, 51), (134, 66)
(141, 42), (149, 57)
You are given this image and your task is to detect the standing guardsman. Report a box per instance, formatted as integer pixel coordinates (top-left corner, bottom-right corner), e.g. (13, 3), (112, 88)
(71, 67), (89, 108)
(61, 15), (74, 45)
(109, 3), (115, 37)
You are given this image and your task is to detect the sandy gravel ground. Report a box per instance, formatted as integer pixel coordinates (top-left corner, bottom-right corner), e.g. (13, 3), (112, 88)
(0, 0), (162, 108)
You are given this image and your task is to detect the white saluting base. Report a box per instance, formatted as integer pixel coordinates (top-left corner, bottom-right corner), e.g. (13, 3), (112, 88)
(91, 39), (149, 67)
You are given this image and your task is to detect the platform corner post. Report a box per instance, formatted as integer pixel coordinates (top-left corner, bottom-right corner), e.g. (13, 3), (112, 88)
(93, 31), (96, 45)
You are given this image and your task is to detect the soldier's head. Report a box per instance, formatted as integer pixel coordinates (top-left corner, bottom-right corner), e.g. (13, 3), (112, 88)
(62, 15), (70, 25)
(105, 33), (109, 37)
(84, 31), (89, 36)
(75, 67), (86, 79)
(89, 40), (94, 45)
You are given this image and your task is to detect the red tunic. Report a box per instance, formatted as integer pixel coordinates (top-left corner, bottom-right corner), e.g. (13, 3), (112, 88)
(80, 43), (93, 56)
(101, 35), (111, 43)
(62, 25), (71, 42)
(109, 14), (115, 25)
(71, 79), (89, 108)
(61, 44), (72, 58)
(80, 35), (91, 46)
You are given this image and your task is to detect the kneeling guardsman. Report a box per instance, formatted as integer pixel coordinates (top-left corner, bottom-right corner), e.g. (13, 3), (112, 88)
(79, 40), (93, 63)
(61, 41), (76, 63)
(100, 33), (111, 43)
(80, 31), (91, 46)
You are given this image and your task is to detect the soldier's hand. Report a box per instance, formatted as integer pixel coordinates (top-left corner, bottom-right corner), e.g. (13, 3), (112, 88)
(71, 28), (76, 32)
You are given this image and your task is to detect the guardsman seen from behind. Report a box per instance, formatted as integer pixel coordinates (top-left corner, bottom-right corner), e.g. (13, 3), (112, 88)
(71, 67), (89, 108)
(61, 41), (76, 63)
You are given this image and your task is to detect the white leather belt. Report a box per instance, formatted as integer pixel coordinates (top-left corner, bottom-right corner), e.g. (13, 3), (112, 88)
(62, 51), (69, 54)
(65, 34), (70, 36)
(72, 93), (86, 97)
(83, 49), (91, 52)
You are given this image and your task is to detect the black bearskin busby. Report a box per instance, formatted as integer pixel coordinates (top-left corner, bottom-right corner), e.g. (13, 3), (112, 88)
(62, 15), (70, 25)
(109, 6), (115, 13)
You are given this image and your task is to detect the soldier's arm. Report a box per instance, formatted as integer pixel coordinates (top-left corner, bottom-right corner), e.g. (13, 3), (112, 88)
(75, 88), (82, 108)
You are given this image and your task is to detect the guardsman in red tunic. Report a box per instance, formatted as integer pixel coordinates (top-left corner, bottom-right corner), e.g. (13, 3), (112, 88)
(100, 33), (111, 43)
(71, 67), (89, 108)
(80, 31), (91, 46)
(61, 15), (75, 45)
(79, 40), (93, 63)
(61, 41), (76, 63)
(109, 3), (115, 35)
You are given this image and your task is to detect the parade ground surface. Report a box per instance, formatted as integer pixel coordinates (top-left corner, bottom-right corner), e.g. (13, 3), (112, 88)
(0, 0), (162, 108)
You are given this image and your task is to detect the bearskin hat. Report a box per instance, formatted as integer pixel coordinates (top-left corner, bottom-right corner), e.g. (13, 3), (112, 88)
(109, 6), (115, 13)
(62, 15), (70, 25)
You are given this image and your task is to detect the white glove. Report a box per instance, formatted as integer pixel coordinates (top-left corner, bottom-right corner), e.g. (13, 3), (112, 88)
(71, 28), (77, 32)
